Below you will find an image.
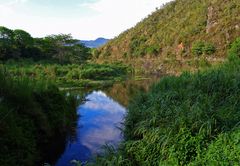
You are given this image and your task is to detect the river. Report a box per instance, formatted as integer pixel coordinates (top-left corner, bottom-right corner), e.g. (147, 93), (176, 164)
(49, 78), (158, 166)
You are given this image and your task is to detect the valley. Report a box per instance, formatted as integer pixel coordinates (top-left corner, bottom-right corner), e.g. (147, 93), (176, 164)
(0, 0), (240, 165)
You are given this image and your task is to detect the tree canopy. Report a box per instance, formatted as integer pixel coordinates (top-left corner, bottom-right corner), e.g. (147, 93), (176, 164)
(0, 26), (91, 63)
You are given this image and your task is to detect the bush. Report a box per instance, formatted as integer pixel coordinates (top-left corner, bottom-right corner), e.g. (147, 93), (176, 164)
(0, 68), (78, 166)
(192, 41), (216, 56)
(203, 43), (216, 55)
(192, 41), (205, 56)
(228, 37), (240, 58)
(146, 45), (159, 56)
(3, 60), (129, 88)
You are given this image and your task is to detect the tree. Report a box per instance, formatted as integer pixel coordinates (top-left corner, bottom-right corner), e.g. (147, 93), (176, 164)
(0, 26), (14, 42)
(0, 26), (15, 59)
(42, 34), (90, 63)
(0, 27), (91, 63)
(67, 44), (91, 63)
(13, 29), (33, 47)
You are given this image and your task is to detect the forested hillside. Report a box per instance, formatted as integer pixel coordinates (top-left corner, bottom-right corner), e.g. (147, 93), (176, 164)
(96, 0), (240, 74)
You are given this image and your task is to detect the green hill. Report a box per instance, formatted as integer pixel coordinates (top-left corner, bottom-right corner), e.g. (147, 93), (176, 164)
(96, 0), (240, 75)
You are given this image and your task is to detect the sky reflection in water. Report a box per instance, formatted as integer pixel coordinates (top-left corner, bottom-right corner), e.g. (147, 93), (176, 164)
(55, 91), (126, 166)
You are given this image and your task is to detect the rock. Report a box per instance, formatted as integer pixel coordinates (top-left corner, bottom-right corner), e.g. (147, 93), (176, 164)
(206, 6), (218, 34)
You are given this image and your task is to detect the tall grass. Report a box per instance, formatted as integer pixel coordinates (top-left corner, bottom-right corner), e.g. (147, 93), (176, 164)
(2, 60), (129, 88)
(88, 41), (240, 165)
(0, 67), (79, 166)
(122, 55), (240, 165)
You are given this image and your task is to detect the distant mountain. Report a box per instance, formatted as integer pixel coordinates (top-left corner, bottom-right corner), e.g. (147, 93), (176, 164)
(79, 38), (110, 48)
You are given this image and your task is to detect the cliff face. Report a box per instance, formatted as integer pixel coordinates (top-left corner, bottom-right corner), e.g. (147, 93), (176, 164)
(97, 0), (240, 62)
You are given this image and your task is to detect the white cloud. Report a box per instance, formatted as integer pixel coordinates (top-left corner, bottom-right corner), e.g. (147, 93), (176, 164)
(0, 5), (13, 16)
(0, 0), (173, 39)
(76, 90), (125, 153)
(0, 0), (28, 17)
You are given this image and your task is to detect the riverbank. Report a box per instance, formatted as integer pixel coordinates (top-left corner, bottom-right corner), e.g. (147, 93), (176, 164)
(87, 55), (240, 164)
(0, 68), (79, 166)
(1, 59), (130, 89)
(0, 59), (131, 166)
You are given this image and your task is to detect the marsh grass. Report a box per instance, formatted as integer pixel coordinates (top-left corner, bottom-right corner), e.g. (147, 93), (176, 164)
(1, 60), (129, 88)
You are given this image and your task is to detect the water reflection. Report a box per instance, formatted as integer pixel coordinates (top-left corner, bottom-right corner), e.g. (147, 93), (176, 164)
(105, 78), (159, 107)
(55, 91), (126, 166)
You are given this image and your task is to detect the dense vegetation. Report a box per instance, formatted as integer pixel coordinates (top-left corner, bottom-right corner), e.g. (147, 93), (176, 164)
(0, 26), (91, 64)
(2, 60), (129, 88)
(0, 26), (130, 89)
(1, 0), (240, 164)
(0, 26), (130, 166)
(88, 38), (240, 165)
(0, 68), (79, 166)
(96, 0), (240, 74)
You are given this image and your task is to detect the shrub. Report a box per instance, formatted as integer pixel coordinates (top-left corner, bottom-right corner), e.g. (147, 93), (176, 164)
(146, 45), (159, 56)
(192, 41), (205, 56)
(203, 43), (216, 55)
(192, 41), (216, 56)
(228, 37), (240, 58)
(0, 68), (78, 166)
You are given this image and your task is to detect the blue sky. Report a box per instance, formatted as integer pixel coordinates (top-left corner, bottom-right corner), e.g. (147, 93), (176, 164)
(0, 0), (172, 39)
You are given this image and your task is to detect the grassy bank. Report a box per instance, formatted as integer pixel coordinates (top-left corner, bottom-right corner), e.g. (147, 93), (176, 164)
(1, 60), (129, 88)
(88, 40), (240, 165)
(0, 68), (79, 166)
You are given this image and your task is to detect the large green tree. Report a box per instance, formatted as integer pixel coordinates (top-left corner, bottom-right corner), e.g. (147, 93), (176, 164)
(13, 29), (33, 47)
(0, 26), (16, 59)
(42, 34), (90, 63)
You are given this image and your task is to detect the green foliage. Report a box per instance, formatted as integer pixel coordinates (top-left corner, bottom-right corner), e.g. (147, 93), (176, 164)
(86, 145), (131, 166)
(228, 37), (240, 58)
(191, 41), (205, 56)
(0, 68), (79, 166)
(191, 129), (240, 165)
(192, 41), (216, 56)
(0, 26), (13, 41)
(0, 26), (91, 63)
(129, 37), (147, 57)
(13, 29), (33, 47)
(98, 0), (240, 59)
(146, 45), (159, 56)
(93, 56), (240, 165)
(2, 60), (129, 88)
(125, 57), (240, 165)
(203, 43), (216, 55)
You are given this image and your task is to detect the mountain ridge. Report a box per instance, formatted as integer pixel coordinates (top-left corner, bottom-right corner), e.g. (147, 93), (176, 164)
(80, 37), (109, 48)
(95, 0), (240, 75)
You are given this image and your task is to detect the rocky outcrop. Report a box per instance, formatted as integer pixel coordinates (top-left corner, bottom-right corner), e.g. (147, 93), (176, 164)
(206, 6), (218, 34)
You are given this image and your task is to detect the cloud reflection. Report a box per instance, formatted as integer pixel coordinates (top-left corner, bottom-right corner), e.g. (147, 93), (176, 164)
(55, 90), (126, 166)
(78, 91), (126, 153)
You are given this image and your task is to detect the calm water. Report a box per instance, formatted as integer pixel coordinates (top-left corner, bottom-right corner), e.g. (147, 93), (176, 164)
(52, 78), (159, 166)
(55, 91), (126, 166)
